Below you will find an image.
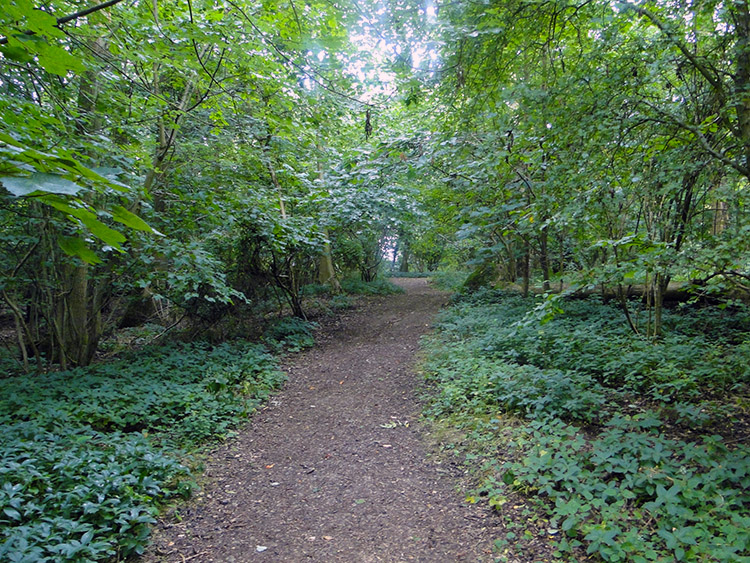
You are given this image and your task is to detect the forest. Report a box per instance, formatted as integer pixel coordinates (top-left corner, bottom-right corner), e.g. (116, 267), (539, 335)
(0, 0), (749, 561)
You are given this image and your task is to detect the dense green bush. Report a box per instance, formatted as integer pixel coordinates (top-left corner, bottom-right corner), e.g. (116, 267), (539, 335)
(340, 277), (405, 295)
(425, 290), (750, 562)
(492, 417), (750, 562)
(300, 283), (332, 296)
(386, 271), (432, 278)
(263, 317), (317, 353)
(425, 341), (609, 424)
(431, 270), (470, 291)
(441, 290), (750, 402)
(0, 341), (284, 561)
(0, 425), (190, 562)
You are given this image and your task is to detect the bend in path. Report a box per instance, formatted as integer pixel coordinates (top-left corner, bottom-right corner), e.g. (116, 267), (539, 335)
(142, 278), (498, 562)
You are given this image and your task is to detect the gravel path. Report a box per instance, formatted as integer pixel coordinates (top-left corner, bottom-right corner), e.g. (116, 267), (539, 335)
(140, 278), (499, 562)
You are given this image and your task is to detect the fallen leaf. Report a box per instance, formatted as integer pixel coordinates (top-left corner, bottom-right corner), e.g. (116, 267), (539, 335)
(266, 464), (274, 469)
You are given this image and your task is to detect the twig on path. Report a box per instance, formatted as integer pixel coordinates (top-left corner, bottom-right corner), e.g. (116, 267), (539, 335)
(180, 552), (207, 563)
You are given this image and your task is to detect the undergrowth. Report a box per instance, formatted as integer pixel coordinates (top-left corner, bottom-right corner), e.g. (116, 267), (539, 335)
(430, 270), (470, 292)
(0, 340), (284, 561)
(386, 271), (432, 278)
(263, 317), (317, 353)
(424, 289), (750, 562)
(340, 277), (405, 295)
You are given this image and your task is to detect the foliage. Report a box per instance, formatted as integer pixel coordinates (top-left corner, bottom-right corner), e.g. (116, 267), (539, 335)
(430, 270), (471, 292)
(4, 0), (750, 558)
(340, 277), (405, 296)
(328, 294), (354, 310)
(493, 418), (750, 562)
(263, 317), (317, 353)
(0, 341), (284, 559)
(417, 0), (750, 336)
(424, 290), (750, 561)
(0, 425), (189, 562)
(386, 271), (432, 278)
(442, 290), (750, 402)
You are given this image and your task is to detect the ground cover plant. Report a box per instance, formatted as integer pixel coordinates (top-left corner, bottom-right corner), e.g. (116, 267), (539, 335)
(263, 317), (318, 353)
(423, 289), (750, 562)
(0, 341), (284, 561)
(340, 277), (405, 296)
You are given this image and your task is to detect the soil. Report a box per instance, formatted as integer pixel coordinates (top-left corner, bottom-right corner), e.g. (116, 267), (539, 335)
(140, 278), (502, 562)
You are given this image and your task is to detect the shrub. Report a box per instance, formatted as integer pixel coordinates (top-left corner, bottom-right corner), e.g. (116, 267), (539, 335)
(0, 340), (284, 559)
(263, 317), (317, 353)
(0, 424), (191, 561)
(492, 417), (750, 562)
(424, 290), (750, 561)
(340, 277), (405, 295)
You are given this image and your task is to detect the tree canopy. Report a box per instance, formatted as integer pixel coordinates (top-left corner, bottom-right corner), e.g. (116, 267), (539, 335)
(2, 1), (750, 560)
(1, 0), (749, 356)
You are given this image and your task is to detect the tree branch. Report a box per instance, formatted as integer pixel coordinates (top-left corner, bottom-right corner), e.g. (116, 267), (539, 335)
(0, 0), (126, 45)
(626, 5), (726, 105)
(224, 0), (376, 108)
(640, 99), (750, 178)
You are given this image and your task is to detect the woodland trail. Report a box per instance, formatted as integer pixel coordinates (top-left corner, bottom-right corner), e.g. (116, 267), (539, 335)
(141, 278), (499, 562)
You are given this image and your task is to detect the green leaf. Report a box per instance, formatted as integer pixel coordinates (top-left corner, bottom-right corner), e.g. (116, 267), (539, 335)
(89, 167), (130, 190)
(39, 195), (127, 248)
(33, 41), (86, 76)
(0, 44), (34, 63)
(3, 507), (21, 520)
(91, 167), (124, 178)
(74, 213), (126, 249)
(58, 236), (102, 265)
(0, 173), (84, 196)
(111, 205), (163, 235)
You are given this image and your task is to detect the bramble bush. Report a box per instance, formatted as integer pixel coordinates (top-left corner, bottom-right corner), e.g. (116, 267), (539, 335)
(0, 341), (284, 561)
(424, 289), (750, 562)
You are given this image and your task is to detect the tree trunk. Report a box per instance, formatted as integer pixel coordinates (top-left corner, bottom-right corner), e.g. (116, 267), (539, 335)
(315, 141), (341, 293)
(503, 237), (517, 282)
(318, 233), (341, 293)
(713, 200), (729, 235)
(732, 0), (750, 178)
(539, 228), (550, 291)
(50, 36), (109, 368)
(399, 242), (410, 273)
(522, 239), (530, 298)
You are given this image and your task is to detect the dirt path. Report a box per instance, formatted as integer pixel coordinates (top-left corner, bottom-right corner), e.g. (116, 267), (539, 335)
(141, 278), (499, 562)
